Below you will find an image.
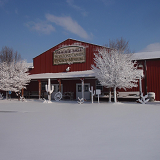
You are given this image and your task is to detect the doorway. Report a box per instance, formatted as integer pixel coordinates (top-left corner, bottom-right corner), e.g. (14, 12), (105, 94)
(76, 83), (90, 100)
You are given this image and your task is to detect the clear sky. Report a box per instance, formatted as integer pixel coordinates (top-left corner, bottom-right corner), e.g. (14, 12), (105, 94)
(0, 0), (160, 62)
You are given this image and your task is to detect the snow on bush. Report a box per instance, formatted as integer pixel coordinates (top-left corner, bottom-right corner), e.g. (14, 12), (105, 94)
(92, 48), (141, 102)
(0, 60), (30, 93)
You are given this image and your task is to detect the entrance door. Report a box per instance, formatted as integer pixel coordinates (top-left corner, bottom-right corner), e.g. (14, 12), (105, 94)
(51, 84), (63, 100)
(76, 83), (90, 100)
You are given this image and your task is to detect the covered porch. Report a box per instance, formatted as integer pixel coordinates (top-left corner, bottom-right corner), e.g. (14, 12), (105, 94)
(27, 70), (96, 101)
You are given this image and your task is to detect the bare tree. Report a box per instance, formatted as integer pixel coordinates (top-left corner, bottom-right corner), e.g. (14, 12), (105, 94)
(106, 37), (131, 54)
(0, 46), (21, 63)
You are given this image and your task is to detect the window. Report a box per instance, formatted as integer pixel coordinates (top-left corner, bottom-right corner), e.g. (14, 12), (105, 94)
(84, 85), (89, 92)
(78, 85), (82, 92)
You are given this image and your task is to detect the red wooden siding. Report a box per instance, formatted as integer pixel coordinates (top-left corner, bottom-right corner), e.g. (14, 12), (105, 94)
(146, 59), (160, 101)
(29, 39), (106, 74)
(117, 59), (160, 101)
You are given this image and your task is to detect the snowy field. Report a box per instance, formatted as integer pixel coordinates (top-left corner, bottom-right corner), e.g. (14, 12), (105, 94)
(0, 99), (160, 160)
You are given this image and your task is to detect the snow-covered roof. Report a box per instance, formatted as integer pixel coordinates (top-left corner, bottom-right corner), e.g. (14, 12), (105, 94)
(30, 69), (143, 80)
(29, 70), (95, 80)
(132, 51), (160, 60)
(27, 63), (34, 69)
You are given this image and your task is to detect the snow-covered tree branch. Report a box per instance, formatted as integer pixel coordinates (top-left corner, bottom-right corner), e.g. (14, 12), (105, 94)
(0, 60), (30, 93)
(91, 48), (141, 102)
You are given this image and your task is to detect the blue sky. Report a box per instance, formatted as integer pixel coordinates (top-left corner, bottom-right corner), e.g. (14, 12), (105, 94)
(0, 0), (160, 62)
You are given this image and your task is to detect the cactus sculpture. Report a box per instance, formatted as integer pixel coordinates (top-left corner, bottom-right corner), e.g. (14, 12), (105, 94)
(89, 86), (95, 103)
(45, 78), (54, 103)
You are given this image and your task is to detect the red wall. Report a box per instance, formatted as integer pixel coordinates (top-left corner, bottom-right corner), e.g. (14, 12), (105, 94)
(30, 39), (107, 74)
(118, 59), (160, 101)
(146, 59), (160, 101)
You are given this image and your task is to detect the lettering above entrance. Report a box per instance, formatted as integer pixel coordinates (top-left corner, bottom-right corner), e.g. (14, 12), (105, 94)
(53, 46), (86, 65)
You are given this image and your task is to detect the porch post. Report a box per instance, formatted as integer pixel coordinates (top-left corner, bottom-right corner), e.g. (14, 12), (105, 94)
(38, 80), (41, 99)
(139, 77), (142, 97)
(80, 78), (84, 100)
(144, 60), (147, 95)
(58, 79), (61, 92)
(109, 88), (111, 103)
(21, 88), (24, 98)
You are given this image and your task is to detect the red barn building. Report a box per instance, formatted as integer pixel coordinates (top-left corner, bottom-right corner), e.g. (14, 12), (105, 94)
(27, 39), (160, 101)
(132, 51), (160, 101)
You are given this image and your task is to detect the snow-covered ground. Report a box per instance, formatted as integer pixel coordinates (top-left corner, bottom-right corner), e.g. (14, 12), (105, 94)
(0, 99), (160, 160)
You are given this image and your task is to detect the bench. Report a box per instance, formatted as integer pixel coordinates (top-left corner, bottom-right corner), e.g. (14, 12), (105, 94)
(117, 91), (140, 98)
(24, 91), (40, 98)
(30, 91), (39, 97)
(63, 92), (74, 100)
(95, 91), (140, 99)
(95, 92), (113, 98)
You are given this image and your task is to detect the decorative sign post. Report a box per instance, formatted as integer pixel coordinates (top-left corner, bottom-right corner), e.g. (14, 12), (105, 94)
(96, 89), (101, 103)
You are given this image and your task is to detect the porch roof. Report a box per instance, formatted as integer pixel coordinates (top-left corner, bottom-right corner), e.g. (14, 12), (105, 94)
(29, 70), (95, 80)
